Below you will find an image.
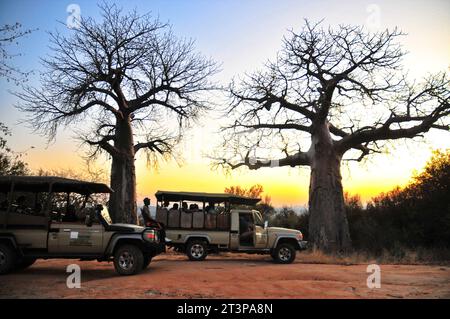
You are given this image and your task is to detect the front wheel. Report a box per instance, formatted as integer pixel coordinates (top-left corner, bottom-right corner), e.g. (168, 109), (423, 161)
(272, 243), (296, 264)
(113, 245), (144, 276)
(186, 240), (208, 261)
(0, 243), (17, 275)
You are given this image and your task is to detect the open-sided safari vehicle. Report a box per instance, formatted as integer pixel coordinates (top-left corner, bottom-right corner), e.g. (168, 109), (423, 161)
(0, 176), (165, 276)
(155, 190), (308, 263)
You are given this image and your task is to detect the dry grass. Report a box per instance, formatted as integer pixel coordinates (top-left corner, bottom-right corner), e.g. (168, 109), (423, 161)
(298, 247), (450, 266)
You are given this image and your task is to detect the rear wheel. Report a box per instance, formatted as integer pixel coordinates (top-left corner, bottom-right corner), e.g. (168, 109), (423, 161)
(113, 245), (144, 276)
(0, 243), (17, 275)
(186, 240), (208, 261)
(272, 243), (296, 264)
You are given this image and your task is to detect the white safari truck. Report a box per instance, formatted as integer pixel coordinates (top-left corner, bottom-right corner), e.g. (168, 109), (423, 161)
(155, 191), (307, 264)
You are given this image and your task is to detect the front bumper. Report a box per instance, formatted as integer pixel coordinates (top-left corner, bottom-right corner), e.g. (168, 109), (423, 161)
(298, 240), (308, 250)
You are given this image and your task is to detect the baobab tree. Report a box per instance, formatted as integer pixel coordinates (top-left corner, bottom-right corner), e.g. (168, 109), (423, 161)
(217, 21), (449, 252)
(16, 4), (218, 223)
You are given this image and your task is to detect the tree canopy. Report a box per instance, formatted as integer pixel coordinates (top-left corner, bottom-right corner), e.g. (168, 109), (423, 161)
(217, 20), (449, 169)
(17, 3), (218, 164)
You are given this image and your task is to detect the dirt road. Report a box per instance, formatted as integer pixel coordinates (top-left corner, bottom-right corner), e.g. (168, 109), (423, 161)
(1, 253), (449, 299)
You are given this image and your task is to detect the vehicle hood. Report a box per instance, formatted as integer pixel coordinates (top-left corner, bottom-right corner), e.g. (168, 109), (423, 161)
(267, 227), (301, 235)
(109, 223), (145, 232)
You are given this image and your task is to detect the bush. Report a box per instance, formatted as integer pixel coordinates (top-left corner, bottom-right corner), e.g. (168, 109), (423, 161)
(269, 206), (309, 236)
(284, 150), (450, 262)
(346, 150), (450, 259)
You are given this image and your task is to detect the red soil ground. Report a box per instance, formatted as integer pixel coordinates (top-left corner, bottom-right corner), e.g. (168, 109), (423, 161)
(1, 252), (449, 299)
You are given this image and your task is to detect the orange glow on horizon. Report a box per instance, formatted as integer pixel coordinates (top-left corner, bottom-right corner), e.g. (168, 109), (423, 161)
(22, 143), (439, 208)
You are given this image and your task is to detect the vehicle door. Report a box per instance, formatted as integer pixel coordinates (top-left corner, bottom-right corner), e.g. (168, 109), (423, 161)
(229, 211), (240, 249)
(238, 212), (256, 247)
(48, 220), (104, 254)
(253, 211), (268, 249)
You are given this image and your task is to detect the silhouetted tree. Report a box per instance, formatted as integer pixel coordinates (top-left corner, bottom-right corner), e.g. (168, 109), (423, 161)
(270, 206), (306, 231)
(368, 149), (450, 249)
(224, 184), (275, 217)
(16, 4), (218, 223)
(216, 20), (449, 252)
(0, 122), (29, 175)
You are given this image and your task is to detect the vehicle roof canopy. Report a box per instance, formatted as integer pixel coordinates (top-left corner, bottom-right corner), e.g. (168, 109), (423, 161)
(155, 190), (260, 206)
(0, 175), (113, 195)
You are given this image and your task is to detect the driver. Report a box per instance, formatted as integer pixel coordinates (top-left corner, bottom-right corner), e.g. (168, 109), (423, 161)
(239, 214), (254, 244)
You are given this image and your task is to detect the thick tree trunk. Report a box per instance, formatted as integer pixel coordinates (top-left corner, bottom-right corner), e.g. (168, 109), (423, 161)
(108, 116), (137, 224)
(308, 122), (351, 252)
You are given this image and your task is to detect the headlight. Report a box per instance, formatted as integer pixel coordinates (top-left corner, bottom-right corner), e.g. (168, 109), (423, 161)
(296, 232), (303, 241)
(143, 230), (159, 243)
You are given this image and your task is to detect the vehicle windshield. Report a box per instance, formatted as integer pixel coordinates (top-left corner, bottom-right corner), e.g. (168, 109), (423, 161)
(254, 211), (264, 226)
(100, 206), (112, 224)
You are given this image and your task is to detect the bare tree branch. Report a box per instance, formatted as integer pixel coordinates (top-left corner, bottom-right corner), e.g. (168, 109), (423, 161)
(217, 20), (449, 170)
(217, 150), (310, 170)
(15, 3), (218, 164)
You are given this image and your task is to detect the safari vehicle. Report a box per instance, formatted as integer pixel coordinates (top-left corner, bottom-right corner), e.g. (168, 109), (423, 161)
(155, 190), (308, 264)
(0, 176), (165, 276)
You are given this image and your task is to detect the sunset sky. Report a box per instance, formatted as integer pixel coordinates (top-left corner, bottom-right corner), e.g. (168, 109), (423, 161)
(0, 0), (449, 207)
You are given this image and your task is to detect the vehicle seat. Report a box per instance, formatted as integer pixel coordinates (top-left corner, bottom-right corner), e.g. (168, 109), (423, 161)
(180, 210), (192, 228)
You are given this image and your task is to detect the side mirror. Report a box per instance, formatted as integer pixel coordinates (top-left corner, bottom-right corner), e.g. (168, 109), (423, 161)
(264, 220), (268, 229)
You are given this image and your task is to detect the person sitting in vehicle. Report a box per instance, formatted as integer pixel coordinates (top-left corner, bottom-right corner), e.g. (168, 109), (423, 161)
(239, 214), (254, 244)
(142, 198), (167, 244)
(155, 200), (169, 227)
(181, 201), (189, 212)
(158, 200), (170, 211)
(189, 203), (198, 212)
(170, 203), (179, 211)
(141, 197), (162, 228)
(63, 204), (78, 222)
(15, 195), (30, 214)
(205, 202), (216, 214)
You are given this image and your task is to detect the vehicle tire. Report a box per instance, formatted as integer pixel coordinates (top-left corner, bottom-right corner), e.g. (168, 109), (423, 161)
(0, 243), (17, 275)
(15, 257), (36, 270)
(186, 240), (208, 261)
(272, 243), (296, 264)
(113, 244), (144, 276)
(142, 256), (152, 269)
